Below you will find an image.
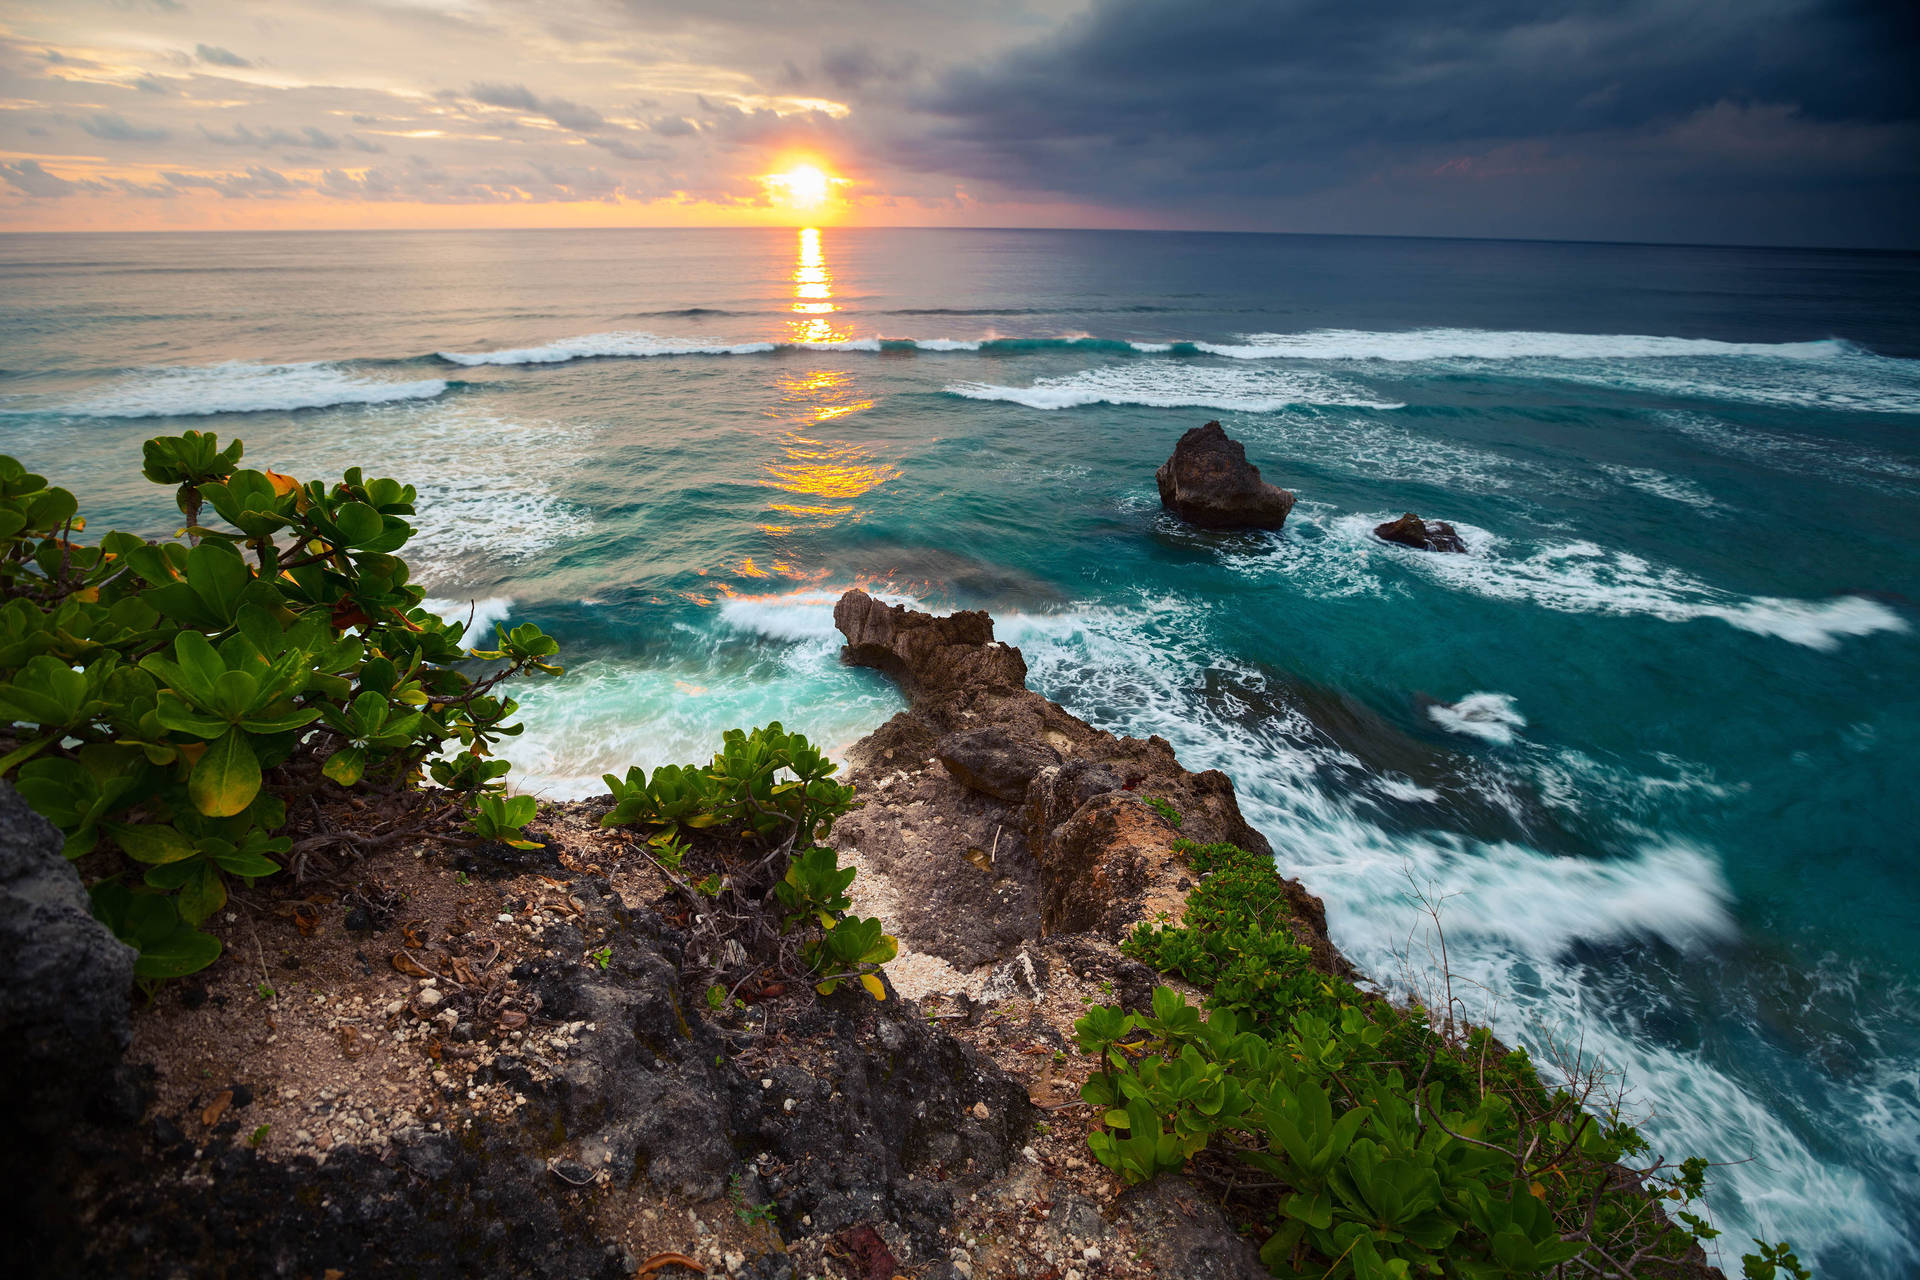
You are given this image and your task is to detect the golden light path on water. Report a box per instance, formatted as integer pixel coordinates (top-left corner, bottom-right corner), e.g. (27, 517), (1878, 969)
(739, 228), (897, 581)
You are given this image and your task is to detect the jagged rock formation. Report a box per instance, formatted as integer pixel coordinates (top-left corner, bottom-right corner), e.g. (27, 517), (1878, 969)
(832, 588), (1347, 972)
(1154, 420), (1296, 530)
(833, 590), (1027, 700)
(1374, 511), (1469, 553)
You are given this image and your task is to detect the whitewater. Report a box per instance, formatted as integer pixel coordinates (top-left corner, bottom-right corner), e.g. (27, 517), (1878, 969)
(4, 226), (1917, 1279)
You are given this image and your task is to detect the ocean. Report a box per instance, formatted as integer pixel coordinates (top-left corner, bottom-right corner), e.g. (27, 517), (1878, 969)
(3, 227), (1917, 1277)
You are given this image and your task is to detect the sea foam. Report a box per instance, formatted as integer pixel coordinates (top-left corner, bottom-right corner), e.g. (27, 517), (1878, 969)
(1340, 515), (1908, 651)
(945, 364), (1404, 412)
(26, 361), (449, 418)
(1428, 692), (1527, 745)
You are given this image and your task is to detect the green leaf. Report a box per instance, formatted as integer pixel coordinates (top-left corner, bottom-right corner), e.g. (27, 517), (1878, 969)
(154, 691), (231, 738)
(209, 846), (282, 878)
(332, 501), (383, 546)
(176, 861), (227, 925)
(106, 822), (201, 865)
(321, 745), (366, 786)
(190, 727), (261, 817)
(184, 541), (253, 624)
(132, 923), (223, 979)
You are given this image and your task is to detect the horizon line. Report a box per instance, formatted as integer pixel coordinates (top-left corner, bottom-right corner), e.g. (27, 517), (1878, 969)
(0, 222), (1914, 255)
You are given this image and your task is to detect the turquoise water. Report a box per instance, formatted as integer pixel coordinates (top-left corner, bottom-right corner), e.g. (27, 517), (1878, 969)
(3, 228), (1918, 1276)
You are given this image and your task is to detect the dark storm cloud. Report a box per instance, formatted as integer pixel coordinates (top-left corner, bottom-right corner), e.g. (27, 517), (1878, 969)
(916, 0), (1920, 240)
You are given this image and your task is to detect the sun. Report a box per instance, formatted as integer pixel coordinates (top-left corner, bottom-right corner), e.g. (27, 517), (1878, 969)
(764, 163), (835, 210)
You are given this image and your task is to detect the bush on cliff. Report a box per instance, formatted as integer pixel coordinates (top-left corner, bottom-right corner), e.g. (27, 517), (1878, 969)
(0, 433), (558, 978)
(599, 726), (895, 1000)
(1077, 839), (1803, 1280)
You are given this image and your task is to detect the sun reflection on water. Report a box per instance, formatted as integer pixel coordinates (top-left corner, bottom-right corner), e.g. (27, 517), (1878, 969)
(745, 228), (897, 564)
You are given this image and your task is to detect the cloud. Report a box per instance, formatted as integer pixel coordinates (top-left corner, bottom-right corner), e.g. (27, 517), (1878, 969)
(907, 0), (1920, 241)
(80, 112), (170, 143)
(469, 81), (604, 132)
(2, 159), (103, 197)
(586, 135), (660, 161)
(195, 44), (252, 69)
(164, 164), (301, 197)
(820, 44), (918, 91)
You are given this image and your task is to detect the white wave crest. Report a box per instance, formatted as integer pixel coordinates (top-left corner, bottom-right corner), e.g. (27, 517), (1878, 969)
(1600, 464), (1722, 511)
(1340, 515), (1908, 651)
(1203, 328), (1852, 362)
(33, 361), (448, 418)
(946, 365), (1404, 412)
(439, 331), (777, 365)
(1429, 692), (1527, 744)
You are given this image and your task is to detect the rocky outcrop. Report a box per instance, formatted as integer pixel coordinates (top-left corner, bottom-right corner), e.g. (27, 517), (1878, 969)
(1154, 421), (1296, 530)
(1, 780), (137, 1136)
(834, 590), (1027, 701)
(936, 727), (1060, 803)
(1374, 511), (1468, 553)
(833, 590), (1345, 969)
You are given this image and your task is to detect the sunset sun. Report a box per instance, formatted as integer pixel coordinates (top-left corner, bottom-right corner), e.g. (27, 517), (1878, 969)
(764, 163), (835, 210)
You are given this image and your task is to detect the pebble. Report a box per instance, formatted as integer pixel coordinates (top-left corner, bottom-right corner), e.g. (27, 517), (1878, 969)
(415, 988), (443, 1010)
(971, 1101), (990, 1120)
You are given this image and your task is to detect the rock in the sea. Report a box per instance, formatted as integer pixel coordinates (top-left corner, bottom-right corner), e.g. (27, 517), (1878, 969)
(1374, 511), (1468, 553)
(936, 727), (1060, 802)
(0, 780), (136, 1135)
(1155, 420), (1296, 529)
(834, 589), (1028, 700)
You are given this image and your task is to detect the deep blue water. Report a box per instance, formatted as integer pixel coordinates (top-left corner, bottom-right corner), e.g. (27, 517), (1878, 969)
(3, 228), (1918, 1276)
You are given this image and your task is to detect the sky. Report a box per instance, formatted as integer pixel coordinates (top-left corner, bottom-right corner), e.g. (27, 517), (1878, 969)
(1, 0), (1915, 246)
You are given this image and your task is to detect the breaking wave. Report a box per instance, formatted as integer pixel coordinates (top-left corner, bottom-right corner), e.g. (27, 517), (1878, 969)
(10, 361), (450, 418)
(946, 365), (1404, 412)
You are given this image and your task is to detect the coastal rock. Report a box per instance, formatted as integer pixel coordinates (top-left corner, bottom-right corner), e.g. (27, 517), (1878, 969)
(834, 589), (1028, 701)
(937, 727), (1060, 802)
(832, 590), (1349, 972)
(1374, 511), (1468, 553)
(0, 780), (137, 1136)
(1155, 421), (1296, 530)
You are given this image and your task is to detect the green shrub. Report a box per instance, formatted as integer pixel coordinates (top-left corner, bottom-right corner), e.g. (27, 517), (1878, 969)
(0, 433), (560, 978)
(601, 720), (854, 849)
(601, 724), (892, 1001)
(1077, 838), (1772, 1279)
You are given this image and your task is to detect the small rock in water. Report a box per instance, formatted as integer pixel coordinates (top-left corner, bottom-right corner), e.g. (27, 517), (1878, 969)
(1373, 511), (1468, 553)
(1155, 421), (1295, 530)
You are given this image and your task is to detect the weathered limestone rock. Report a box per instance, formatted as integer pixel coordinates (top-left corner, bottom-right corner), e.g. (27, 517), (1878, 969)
(1374, 511), (1469, 553)
(1155, 421), (1296, 530)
